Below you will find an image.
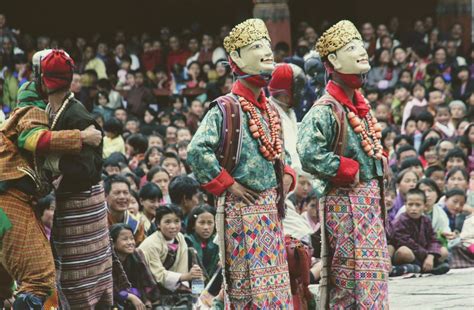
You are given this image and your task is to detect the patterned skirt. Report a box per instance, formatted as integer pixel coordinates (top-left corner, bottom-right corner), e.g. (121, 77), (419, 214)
(216, 188), (293, 310)
(320, 180), (390, 309)
(52, 184), (113, 310)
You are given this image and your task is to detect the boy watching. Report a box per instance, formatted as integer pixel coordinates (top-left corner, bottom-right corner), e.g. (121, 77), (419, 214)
(424, 165), (446, 193)
(390, 188), (449, 275)
(426, 88), (444, 112)
(443, 147), (468, 170)
(416, 111), (434, 133)
(169, 175), (201, 230)
(161, 152), (183, 178)
(433, 104), (455, 137)
(404, 116), (417, 136)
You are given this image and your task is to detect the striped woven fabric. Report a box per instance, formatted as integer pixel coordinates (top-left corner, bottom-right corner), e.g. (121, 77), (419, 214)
(52, 184), (113, 309)
(0, 188), (55, 299)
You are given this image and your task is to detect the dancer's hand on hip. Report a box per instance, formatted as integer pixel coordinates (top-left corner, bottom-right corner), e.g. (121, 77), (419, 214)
(81, 125), (102, 146)
(228, 182), (259, 204)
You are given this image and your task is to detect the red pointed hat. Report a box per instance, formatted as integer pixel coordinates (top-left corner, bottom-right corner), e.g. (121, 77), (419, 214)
(41, 49), (75, 92)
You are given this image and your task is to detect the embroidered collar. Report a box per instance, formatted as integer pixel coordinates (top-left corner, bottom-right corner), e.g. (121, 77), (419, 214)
(326, 80), (369, 118)
(232, 80), (267, 110)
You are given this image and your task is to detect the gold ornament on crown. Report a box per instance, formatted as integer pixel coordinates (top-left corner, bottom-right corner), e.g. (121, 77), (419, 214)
(316, 20), (362, 58)
(223, 18), (271, 53)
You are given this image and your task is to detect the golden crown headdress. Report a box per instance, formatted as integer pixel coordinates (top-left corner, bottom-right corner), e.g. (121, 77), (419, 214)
(316, 20), (362, 58)
(224, 19), (271, 53)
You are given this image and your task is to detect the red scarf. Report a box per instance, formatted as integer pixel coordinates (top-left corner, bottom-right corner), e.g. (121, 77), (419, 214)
(232, 80), (267, 110)
(326, 80), (369, 118)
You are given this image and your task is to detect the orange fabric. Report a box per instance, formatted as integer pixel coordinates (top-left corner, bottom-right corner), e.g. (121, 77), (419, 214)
(0, 188), (56, 298)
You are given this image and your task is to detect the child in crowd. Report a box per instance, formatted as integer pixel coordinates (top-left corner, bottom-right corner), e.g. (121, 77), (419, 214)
(144, 146), (163, 171)
(390, 189), (449, 276)
(176, 127), (192, 143)
(138, 204), (203, 292)
(126, 134), (149, 171)
(111, 223), (160, 309)
(391, 83), (410, 125)
(404, 116), (418, 136)
(141, 108), (160, 136)
(160, 152), (183, 177)
(399, 157), (424, 179)
(416, 111), (435, 132)
(126, 118), (141, 135)
(139, 182), (163, 236)
(147, 167), (171, 204)
(93, 91), (114, 122)
(415, 111), (434, 149)
(402, 81), (426, 130)
(103, 118), (125, 158)
(148, 133), (165, 149)
(389, 169), (419, 222)
(443, 148), (468, 171)
(185, 205), (219, 282)
(441, 189), (467, 233)
(381, 127), (397, 157)
(169, 175), (201, 231)
(425, 165), (445, 193)
(418, 137), (439, 168)
(433, 104), (455, 137)
(416, 179), (451, 238)
(128, 190), (140, 217)
(104, 157), (122, 176)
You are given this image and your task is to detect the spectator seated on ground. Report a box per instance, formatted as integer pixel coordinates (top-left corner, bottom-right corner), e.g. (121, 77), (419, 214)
(110, 223), (160, 309)
(389, 189), (450, 276)
(440, 188), (467, 238)
(449, 214), (474, 269)
(184, 205), (220, 282)
(138, 204), (203, 293)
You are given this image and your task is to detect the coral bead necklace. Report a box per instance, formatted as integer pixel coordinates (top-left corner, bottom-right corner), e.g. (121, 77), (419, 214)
(347, 110), (383, 160)
(238, 96), (283, 161)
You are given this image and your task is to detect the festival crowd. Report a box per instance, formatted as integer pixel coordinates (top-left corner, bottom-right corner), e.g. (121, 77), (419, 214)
(0, 11), (473, 309)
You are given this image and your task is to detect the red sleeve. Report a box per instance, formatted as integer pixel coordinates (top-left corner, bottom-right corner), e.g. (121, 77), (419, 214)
(201, 169), (235, 196)
(284, 165), (297, 192)
(36, 130), (51, 153)
(330, 156), (359, 184)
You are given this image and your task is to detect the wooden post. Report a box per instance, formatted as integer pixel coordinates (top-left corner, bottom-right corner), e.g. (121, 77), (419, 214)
(253, 0), (292, 51)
